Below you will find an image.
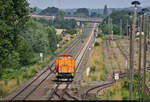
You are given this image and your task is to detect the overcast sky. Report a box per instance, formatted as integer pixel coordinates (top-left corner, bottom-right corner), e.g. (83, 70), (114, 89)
(27, 0), (150, 9)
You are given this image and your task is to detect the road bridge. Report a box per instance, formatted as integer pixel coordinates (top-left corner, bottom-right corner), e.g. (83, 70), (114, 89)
(30, 15), (102, 23)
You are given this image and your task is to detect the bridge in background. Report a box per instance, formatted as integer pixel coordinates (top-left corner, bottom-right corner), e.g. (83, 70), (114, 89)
(30, 15), (102, 23)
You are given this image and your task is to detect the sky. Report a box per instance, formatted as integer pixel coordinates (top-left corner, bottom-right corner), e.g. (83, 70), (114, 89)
(27, 0), (150, 9)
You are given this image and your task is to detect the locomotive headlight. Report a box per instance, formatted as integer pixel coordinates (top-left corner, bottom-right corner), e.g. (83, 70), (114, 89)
(56, 72), (58, 76)
(72, 73), (74, 76)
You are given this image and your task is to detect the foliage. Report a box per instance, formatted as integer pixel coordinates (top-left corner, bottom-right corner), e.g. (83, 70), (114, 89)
(91, 66), (96, 73)
(100, 24), (120, 35)
(121, 89), (129, 100)
(47, 26), (57, 53)
(34, 13), (77, 30)
(90, 12), (102, 18)
(16, 35), (34, 66)
(39, 7), (59, 16)
(22, 20), (49, 53)
(57, 35), (63, 42)
(97, 34), (103, 38)
(0, 0), (29, 70)
(103, 5), (108, 17)
(74, 8), (89, 17)
(102, 10), (130, 35)
(65, 28), (77, 35)
(94, 42), (100, 46)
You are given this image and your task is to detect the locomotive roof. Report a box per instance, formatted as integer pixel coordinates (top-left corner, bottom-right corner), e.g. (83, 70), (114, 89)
(58, 54), (73, 57)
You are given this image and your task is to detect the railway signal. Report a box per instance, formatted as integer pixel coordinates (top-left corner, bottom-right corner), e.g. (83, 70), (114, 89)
(129, 1), (140, 100)
(114, 73), (119, 81)
(40, 53), (43, 61)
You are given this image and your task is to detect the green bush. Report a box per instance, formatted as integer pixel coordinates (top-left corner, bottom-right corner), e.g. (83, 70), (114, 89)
(22, 72), (29, 79)
(66, 28), (77, 35)
(103, 66), (108, 74)
(16, 77), (20, 86)
(4, 79), (8, 86)
(17, 35), (34, 66)
(23, 72), (33, 80)
(94, 42), (100, 46)
(90, 66), (96, 73)
(5, 51), (20, 69)
(97, 34), (102, 38)
(31, 69), (38, 75)
(100, 73), (106, 81)
(122, 80), (129, 89)
(91, 76), (97, 81)
(121, 89), (129, 100)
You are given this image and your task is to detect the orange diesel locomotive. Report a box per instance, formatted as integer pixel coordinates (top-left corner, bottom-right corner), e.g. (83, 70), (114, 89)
(56, 54), (75, 80)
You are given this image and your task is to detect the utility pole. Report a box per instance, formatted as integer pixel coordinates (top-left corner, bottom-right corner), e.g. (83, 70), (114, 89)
(111, 18), (113, 40)
(108, 16), (111, 34)
(127, 19), (129, 39)
(138, 11), (143, 99)
(142, 8), (148, 100)
(129, 1), (140, 100)
(129, 11), (133, 100)
(120, 19), (122, 38)
(147, 17), (149, 40)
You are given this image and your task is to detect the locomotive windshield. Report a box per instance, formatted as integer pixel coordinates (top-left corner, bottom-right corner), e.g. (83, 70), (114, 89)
(67, 56), (72, 60)
(58, 56), (63, 60)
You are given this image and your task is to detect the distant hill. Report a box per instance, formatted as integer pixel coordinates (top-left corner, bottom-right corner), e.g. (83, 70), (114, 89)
(39, 7), (59, 16)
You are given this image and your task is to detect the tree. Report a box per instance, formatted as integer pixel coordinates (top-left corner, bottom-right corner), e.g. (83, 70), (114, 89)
(0, 0), (29, 69)
(47, 27), (57, 53)
(22, 20), (49, 53)
(39, 7), (59, 16)
(103, 5), (108, 17)
(91, 12), (98, 18)
(75, 8), (89, 17)
(17, 35), (34, 66)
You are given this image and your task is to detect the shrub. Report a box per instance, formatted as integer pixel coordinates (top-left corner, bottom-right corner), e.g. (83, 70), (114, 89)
(16, 77), (20, 86)
(121, 89), (129, 100)
(97, 34), (102, 38)
(90, 66), (96, 73)
(94, 42), (100, 46)
(4, 79), (8, 86)
(91, 76), (96, 81)
(31, 69), (38, 75)
(0, 86), (3, 97)
(122, 80), (129, 89)
(22, 72), (29, 79)
(100, 73), (106, 81)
